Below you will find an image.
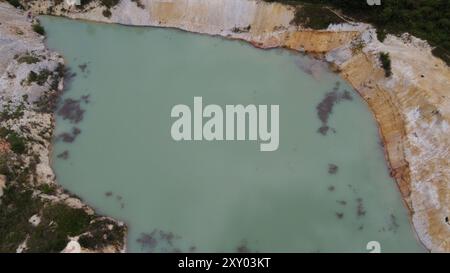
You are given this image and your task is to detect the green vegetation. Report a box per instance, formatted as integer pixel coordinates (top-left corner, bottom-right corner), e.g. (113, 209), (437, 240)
(38, 183), (57, 195)
(27, 69), (51, 86)
(265, 0), (450, 64)
(0, 154), (9, 175)
(17, 54), (40, 65)
(79, 0), (120, 9)
(0, 160), (96, 253)
(351, 38), (365, 55)
(289, 4), (344, 29)
(6, 0), (23, 9)
(0, 185), (41, 252)
(27, 204), (93, 252)
(377, 28), (387, 42)
(32, 23), (45, 36)
(0, 101), (25, 120)
(0, 128), (27, 154)
(78, 218), (125, 249)
(35, 64), (64, 112)
(131, 0), (145, 9)
(102, 8), (112, 18)
(379, 52), (392, 77)
(33, 89), (61, 113)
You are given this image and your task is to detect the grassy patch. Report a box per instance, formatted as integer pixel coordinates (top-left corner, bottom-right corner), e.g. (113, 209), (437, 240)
(0, 101), (26, 120)
(0, 184), (41, 252)
(27, 69), (51, 86)
(0, 128), (27, 155)
(17, 55), (40, 65)
(27, 203), (93, 253)
(38, 183), (57, 195)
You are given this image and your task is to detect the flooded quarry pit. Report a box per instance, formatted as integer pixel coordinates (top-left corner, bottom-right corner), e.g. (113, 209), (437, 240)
(41, 16), (424, 252)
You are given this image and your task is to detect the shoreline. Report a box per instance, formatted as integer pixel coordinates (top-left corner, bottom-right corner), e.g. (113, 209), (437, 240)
(4, 0), (450, 252)
(0, 2), (127, 253)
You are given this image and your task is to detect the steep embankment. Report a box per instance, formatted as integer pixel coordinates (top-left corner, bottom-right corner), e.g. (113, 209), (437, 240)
(0, 2), (126, 253)
(12, 0), (450, 252)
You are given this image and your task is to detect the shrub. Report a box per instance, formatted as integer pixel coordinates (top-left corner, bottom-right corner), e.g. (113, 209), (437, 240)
(6, 0), (23, 9)
(379, 52), (392, 77)
(17, 55), (40, 64)
(0, 185), (41, 252)
(264, 0), (450, 65)
(102, 9), (112, 18)
(290, 5), (344, 29)
(27, 69), (51, 86)
(32, 24), (45, 36)
(377, 29), (387, 43)
(27, 204), (93, 252)
(7, 132), (26, 154)
(38, 184), (57, 195)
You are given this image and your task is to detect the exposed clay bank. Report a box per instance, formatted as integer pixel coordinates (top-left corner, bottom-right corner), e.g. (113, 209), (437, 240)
(43, 16), (424, 252)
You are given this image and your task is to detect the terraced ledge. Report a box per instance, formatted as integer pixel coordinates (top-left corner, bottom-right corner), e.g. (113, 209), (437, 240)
(0, 2), (126, 253)
(4, 0), (450, 252)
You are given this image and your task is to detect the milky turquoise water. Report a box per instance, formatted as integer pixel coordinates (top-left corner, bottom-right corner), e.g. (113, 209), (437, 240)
(41, 16), (424, 252)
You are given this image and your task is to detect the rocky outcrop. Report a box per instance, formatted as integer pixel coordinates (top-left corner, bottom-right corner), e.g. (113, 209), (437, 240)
(10, 0), (450, 252)
(0, 2), (126, 253)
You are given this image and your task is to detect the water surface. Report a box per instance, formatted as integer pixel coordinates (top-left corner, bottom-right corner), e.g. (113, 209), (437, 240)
(41, 16), (424, 252)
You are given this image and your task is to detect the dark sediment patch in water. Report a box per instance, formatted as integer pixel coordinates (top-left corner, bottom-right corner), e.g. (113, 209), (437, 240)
(78, 62), (91, 78)
(81, 94), (90, 104)
(356, 198), (366, 217)
(316, 82), (353, 135)
(57, 127), (81, 143)
(56, 150), (69, 159)
(137, 229), (184, 253)
(388, 214), (400, 233)
(57, 98), (85, 124)
(236, 240), (254, 253)
(189, 246), (197, 252)
(328, 163), (338, 174)
(328, 185), (335, 192)
(337, 200), (347, 206)
(62, 68), (77, 91)
(78, 62), (89, 73)
(78, 63), (88, 72)
(104, 191), (125, 209)
(293, 56), (328, 80)
(335, 212), (344, 219)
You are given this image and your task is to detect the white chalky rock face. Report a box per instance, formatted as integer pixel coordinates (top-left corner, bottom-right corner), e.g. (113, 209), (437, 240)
(28, 214), (41, 227)
(65, 0), (80, 6)
(62, 240), (82, 253)
(16, 238), (28, 253)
